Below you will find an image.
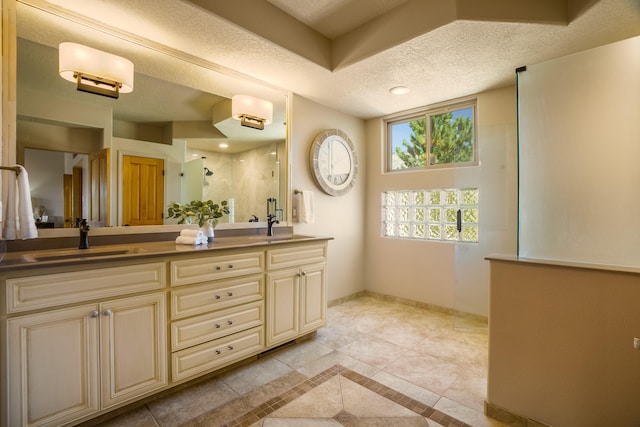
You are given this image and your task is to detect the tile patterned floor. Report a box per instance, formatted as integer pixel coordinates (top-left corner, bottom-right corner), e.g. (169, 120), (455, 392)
(86, 296), (508, 427)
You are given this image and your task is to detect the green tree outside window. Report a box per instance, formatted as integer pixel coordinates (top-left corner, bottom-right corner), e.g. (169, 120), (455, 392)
(430, 109), (473, 165)
(390, 104), (475, 170)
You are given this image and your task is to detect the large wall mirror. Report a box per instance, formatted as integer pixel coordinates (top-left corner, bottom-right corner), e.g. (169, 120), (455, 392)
(14, 1), (289, 232)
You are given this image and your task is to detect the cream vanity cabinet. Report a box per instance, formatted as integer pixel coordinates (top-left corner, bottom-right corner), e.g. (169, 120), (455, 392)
(265, 242), (327, 347)
(1, 237), (330, 427)
(2, 262), (167, 427)
(169, 250), (266, 382)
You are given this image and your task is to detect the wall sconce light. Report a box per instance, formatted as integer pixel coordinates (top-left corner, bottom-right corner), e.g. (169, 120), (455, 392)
(231, 95), (273, 130)
(59, 42), (134, 99)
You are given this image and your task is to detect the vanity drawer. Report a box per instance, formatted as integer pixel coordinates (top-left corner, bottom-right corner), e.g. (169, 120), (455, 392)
(266, 243), (327, 270)
(170, 274), (264, 319)
(171, 325), (264, 382)
(170, 251), (264, 286)
(171, 300), (263, 351)
(5, 262), (166, 314)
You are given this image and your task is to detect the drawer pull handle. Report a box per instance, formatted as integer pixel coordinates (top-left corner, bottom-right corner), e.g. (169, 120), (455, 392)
(227, 292), (233, 297)
(215, 295), (221, 300)
(89, 310), (100, 318)
(215, 266), (221, 271)
(215, 323), (221, 328)
(215, 350), (221, 355)
(227, 320), (233, 325)
(102, 309), (113, 316)
(228, 345), (234, 350)
(228, 264), (234, 269)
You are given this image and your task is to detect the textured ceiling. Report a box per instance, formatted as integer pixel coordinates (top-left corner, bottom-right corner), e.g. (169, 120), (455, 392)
(26, 0), (640, 119)
(265, 0), (409, 38)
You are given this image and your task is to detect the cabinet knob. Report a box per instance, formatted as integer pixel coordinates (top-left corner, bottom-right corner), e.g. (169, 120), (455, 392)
(228, 345), (234, 351)
(301, 271), (307, 277)
(228, 264), (234, 269)
(102, 309), (113, 316)
(227, 292), (233, 297)
(215, 323), (221, 328)
(215, 266), (221, 271)
(215, 295), (221, 300)
(89, 310), (100, 318)
(227, 320), (233, 325)
(215, 350), (221, 355)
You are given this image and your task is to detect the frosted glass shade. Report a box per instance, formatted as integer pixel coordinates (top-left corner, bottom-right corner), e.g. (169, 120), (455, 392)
(59, 42), (134, 93)
(231, 95), (273, 125)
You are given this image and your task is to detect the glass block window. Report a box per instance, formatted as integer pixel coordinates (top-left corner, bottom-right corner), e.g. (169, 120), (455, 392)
(382, 188), (479, 243)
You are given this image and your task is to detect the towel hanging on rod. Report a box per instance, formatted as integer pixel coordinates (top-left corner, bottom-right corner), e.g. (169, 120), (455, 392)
(0, 166), (22, 175)
(296, 190), (315, 224)
(2, 165), (37, 240)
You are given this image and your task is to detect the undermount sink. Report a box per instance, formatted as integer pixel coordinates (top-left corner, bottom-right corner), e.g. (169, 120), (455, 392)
(22, 247), (146, 263)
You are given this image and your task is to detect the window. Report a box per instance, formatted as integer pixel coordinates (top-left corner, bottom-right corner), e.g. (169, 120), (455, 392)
(387, 101), (476, 171)
(382, 188), (479, 243)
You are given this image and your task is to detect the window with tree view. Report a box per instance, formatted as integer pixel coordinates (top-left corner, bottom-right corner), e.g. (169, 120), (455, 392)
(388, 101), (476, 170)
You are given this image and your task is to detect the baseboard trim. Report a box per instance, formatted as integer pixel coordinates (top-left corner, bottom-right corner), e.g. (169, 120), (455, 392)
(329, 290), (488, 324)
(484, 401), (552, 427)
(327, 290), (367, 307)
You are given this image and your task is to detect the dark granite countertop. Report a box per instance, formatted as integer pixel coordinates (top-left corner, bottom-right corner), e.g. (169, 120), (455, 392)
(0, 234), (332, 271)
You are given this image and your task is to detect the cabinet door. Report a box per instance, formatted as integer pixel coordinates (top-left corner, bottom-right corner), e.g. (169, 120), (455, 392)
(299, 263), (327, 334)
(7, 304), (100, 427)
(266, 268), (299, 347)
(100, 293), (167, 409)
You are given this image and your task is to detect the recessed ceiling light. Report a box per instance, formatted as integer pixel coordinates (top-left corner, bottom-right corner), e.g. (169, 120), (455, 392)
(389, 86), (410, 95)
(219, 143), (228, 149)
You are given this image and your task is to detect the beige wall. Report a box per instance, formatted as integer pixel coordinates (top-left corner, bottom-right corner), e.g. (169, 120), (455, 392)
(289, 94), (366, 302)
(363, 86), (518, 317)
(487, 258), (640, 426)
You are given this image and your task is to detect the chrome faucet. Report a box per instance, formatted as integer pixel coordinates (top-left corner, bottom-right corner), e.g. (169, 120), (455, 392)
(78, 219), (90, 249)
(267, 214), (279, 237)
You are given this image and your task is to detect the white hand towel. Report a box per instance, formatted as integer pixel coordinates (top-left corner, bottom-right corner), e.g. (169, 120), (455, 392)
(180, 229), (205, 239)
(298, 190), (315, 224)
(175, 235), (207, 245)
(3, 169), (16, 240)
(3, 165), (38, 240)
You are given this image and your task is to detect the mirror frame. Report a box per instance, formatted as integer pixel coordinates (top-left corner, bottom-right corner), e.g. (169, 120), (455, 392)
(3, 0), (292, 237)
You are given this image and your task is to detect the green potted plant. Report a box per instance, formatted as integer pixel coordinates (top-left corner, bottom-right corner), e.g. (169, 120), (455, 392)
(167, 200), (230, 242)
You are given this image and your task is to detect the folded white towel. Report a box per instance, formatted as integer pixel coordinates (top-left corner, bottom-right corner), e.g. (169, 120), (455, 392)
(3, 165), (38, 240)
(298, 190), (314, 224)
(180, 229), (205, 239)
(175, 235), (208, 245)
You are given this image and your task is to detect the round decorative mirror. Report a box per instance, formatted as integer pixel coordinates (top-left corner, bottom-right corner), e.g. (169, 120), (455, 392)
(309, 129), (358, 197)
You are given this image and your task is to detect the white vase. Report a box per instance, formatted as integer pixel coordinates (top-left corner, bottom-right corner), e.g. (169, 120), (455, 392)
(200, 223), (214, 243)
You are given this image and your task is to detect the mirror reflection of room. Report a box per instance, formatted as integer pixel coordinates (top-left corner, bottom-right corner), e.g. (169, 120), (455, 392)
(15, 2), (288, 229)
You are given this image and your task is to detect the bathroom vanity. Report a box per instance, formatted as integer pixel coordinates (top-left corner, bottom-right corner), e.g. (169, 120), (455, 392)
(0, 235), (329, 427)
